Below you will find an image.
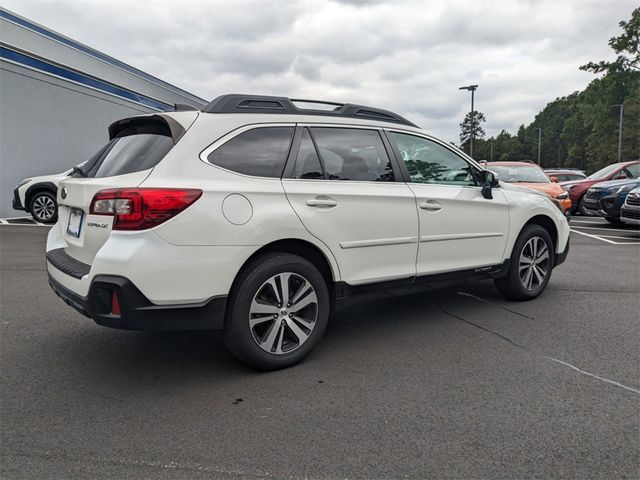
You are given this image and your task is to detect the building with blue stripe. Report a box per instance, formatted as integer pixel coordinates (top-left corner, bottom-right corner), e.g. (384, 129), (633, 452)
(0, 7), (207, 217)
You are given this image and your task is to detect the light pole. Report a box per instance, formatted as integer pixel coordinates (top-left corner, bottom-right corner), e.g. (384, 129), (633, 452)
(610, 104), (624, 163)
(459, 85), (478, 158)
(537, 128), (542, 164)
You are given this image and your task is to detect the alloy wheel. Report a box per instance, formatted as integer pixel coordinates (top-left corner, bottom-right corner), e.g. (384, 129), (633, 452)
(518, 236), (550, 291)
(32, 195), (56, 222)
(249, 272), (318, 354)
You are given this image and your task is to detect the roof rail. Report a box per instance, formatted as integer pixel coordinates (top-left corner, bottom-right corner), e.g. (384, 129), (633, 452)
(202, 94), (418, 127)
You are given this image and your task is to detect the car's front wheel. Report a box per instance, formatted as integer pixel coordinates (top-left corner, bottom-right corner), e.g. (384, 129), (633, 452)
(495, 224), (554, 301)
(224, 253), (330, 370)
(29, 191), (58, 223)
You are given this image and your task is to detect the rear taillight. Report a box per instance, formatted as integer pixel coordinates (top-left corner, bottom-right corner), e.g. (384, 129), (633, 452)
(90, 188), (202, 230)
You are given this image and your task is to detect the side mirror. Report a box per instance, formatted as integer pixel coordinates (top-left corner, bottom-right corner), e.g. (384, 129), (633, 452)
(549, 175), (558, 183)
(480, 170), (499, 199)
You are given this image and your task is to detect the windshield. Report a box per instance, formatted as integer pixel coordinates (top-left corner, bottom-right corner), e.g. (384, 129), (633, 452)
(587, 163), (620, 180)
(488, 165), (549, 183)
(83, 122), (174, 178)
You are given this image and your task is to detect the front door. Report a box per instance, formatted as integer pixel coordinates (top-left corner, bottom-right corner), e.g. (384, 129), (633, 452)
(385, 130), (509, 276)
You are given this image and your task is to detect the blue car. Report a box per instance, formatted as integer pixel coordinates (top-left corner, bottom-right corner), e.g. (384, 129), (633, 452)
(583, 178), (640, 223)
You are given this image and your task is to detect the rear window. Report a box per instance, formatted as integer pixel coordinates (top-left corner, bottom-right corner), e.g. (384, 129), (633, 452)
(84, 121), (174, 178)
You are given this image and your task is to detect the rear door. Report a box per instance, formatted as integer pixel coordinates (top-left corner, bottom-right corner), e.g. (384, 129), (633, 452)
(385, 130), (509, 275)
(56, 115), (183, 265)
(282, 126), (419, 286)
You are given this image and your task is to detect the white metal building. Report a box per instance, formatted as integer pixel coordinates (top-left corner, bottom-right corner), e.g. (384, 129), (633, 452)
(0, 7), (207, 217)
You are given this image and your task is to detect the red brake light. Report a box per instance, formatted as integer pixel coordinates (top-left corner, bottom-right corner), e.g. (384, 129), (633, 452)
(90, 188), (202, 230)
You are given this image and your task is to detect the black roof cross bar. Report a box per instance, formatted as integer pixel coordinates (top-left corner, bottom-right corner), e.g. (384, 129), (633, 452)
(202, 94), (418, 127)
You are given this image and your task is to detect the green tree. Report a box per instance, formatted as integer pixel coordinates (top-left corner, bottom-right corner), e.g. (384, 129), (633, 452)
(580, 7), (639, 74)
(459, 110), (486, 155)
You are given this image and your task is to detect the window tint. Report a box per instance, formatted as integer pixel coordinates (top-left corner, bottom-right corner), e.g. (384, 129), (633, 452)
(626, 163), (640, 178)
(390, 132), (476, 186)
(208, 127), (294, 178)
(85, 123), (173, 178)
(293, 129), (323, 179)
(310, 128), (394, 182)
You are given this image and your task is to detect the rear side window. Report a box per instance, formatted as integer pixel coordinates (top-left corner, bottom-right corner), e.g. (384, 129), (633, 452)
(208, 127), (294, 178)
(309, 128), (394, 181)
(85, 122), (174, 178)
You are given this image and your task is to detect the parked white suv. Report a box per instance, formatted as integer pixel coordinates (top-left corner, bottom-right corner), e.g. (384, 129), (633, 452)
(13, 168), (74, 223)
(46, 94), (570, 370)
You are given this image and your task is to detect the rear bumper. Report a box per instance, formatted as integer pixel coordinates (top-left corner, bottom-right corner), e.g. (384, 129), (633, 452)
(48, 273), (226, 331)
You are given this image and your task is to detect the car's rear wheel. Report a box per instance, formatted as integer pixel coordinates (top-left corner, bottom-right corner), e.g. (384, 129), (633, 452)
(495, 224), (554, 301)
(29, 191), (57, 223)
(224, 253), (330, 370)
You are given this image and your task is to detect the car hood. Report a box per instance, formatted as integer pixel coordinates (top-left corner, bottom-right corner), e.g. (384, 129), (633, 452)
(503, 181), (562, 197)
(499, 181), (549, 198)
(559, 179), (590, 187)
(24, 170), (72, 185)
(588, 178), (640, 190)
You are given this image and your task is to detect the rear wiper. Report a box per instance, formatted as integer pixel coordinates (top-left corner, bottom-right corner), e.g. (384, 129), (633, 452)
(72, 165), (87, 177)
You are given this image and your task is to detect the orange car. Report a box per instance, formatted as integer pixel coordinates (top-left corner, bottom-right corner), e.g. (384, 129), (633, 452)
(486, 161), (572, 214)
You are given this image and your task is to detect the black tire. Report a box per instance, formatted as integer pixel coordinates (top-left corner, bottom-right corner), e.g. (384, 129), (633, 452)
(577, 197), (588, 216)
(495, 224), (555, 301)
(28, 191), (58, 223)
(605, 217), (623, 225)
(224, 253), (330, 370)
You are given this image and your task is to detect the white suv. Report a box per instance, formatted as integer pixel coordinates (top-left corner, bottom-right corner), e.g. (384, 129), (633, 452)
(46, 94), (570, 370)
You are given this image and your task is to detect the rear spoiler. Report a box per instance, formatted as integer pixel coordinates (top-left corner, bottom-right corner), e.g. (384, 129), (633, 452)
(108, 114), (188, 144)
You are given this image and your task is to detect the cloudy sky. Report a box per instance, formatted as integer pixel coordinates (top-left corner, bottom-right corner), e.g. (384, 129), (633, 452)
(4, 0), (636, 143)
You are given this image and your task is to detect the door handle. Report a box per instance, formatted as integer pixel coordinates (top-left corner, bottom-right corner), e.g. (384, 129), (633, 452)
(306, 198), (338, 208)
(420, 201), (442, 211)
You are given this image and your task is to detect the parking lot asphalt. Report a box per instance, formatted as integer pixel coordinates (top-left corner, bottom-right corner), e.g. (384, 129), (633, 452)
(1, 223), (639, 479)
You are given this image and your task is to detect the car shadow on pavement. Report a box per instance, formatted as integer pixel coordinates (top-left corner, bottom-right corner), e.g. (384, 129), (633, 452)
(40, 281), (501, 388)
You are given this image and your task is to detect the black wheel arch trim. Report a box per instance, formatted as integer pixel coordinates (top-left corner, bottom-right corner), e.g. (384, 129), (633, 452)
(25, 182), (58, 211)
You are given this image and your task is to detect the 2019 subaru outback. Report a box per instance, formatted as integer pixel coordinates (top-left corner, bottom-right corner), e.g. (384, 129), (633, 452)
(46, 94), (570, 370)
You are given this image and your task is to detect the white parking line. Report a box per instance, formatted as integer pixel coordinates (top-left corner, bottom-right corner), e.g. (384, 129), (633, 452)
(0, 217), (50, 227)
(593, 234), (640, 240)
(0, 223), (51, 228)
(572, 225), (640, 233)
(569, 219), (608, 224)
(571, 229), (640, 245)
(571, 229), (618, 244)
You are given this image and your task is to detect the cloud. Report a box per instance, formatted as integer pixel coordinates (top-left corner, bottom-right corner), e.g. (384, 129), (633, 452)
(3, 0), (636, 143)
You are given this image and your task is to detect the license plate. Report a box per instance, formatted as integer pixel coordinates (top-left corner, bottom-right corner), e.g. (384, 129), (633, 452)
(66, 208), (84, 238)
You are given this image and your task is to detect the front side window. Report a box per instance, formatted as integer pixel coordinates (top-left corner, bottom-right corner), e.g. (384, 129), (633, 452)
(309, 128), (394, 182)
(389, 132), (476, 186)
(208, 127), (294, 178)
